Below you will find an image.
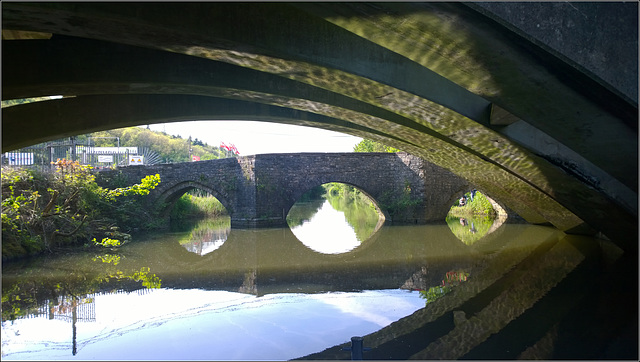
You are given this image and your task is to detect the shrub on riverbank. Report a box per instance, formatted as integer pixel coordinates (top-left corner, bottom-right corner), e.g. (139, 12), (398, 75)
(1, 161), (161, 261)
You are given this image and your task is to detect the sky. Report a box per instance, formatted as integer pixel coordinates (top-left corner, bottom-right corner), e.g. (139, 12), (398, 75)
(143, 120), (362, 156)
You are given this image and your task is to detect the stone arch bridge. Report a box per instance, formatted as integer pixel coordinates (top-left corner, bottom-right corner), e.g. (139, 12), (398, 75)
(96, 153), (475, 228)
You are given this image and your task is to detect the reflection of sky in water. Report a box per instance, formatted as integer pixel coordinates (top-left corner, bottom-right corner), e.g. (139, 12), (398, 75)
(182, 237), (226, 256)
(1, 289), (424, 361)
(290, 200), (360, 254)
(181, 221), (231, 256)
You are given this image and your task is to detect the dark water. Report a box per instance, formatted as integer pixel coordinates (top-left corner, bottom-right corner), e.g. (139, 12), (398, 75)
(1, 196), (631, 360)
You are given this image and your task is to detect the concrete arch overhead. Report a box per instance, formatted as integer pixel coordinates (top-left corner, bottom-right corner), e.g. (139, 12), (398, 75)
(2, 3), (637, 250)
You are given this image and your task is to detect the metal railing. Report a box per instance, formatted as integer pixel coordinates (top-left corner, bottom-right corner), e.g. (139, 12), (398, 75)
(2, 141), (137, 171)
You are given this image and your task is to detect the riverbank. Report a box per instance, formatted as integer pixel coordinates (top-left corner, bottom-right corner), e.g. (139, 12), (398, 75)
(447, 191), (497, 219)
(1, 163), (161, 262)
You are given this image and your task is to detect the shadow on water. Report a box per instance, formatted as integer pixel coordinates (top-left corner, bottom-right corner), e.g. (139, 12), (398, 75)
(297, 227), (636, 360)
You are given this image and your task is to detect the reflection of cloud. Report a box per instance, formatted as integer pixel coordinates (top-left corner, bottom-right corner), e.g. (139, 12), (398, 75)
(182, 238), (225, 255)
(1, 318), (72, 358)
(2, 289), (424, 361)
(290, 201), (360, 254)
(311, 290), (422, 327)
(1, 290), (257, 360)
(317, 296), (393, 327)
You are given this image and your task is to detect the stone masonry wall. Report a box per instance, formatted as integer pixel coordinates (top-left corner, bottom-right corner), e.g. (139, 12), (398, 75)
(96, 157), (252, 217)
(96, 153), (472, 228)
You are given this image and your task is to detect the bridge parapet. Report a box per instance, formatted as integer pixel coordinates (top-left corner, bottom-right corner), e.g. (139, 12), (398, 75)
(96, 153), (472, 228)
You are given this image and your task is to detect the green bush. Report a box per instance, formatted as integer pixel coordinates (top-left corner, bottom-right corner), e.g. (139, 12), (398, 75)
(420, 270), (470, 304)
(1, 160), (160, 261)
(170, 192), (227, 222)
(377, 181), (421, 222)
(449, 191), (495, 217)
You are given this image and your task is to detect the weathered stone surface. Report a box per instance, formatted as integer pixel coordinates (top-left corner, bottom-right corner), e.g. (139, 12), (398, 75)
(470, 2), (638, 105)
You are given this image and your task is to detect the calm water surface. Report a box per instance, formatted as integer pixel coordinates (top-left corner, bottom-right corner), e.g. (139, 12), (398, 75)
(1, 195), (587, 360)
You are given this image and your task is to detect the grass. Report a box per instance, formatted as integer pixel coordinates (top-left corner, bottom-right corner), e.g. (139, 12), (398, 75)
(448, 191), (496, 218)
(170, 192), (227, 222)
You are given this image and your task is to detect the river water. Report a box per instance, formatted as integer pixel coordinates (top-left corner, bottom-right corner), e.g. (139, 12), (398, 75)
(1, 191), (628, 360)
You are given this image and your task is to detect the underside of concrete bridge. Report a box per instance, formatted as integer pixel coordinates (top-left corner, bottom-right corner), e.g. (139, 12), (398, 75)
(2, 2), (637, 252)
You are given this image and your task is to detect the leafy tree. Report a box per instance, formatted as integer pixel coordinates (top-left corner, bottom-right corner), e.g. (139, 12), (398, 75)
(353, 139), (400, 153)
(2, 255), (162, 322)
(323, 183), (381, 242)
(85, 127), (230, 163)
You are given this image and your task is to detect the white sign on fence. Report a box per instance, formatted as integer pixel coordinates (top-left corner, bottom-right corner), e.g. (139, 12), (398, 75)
(129, 155), (144, 165)
(97, 155), (114, 163)
(4, 152), (34, 165)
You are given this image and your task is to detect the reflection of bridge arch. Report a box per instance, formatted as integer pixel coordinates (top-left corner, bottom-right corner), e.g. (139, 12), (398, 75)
(156, 180), (232, 218)
(123, 222), (478, 297)
(185, 218), (386, 260)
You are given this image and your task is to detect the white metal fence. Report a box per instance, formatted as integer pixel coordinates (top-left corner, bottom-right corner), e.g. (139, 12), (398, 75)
(2, 142), (139, 171)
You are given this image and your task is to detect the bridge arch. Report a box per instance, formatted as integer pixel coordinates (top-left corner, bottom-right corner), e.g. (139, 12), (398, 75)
(286, 181), (389, 223)
(154, 180), (233, 219)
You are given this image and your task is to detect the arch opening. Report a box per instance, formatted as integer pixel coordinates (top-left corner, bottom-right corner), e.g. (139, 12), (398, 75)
(445, 189), (508, 245)
(286, 182), (385, 254)
(170, 189), (229, 223)
(160, 183), (231, 256)
(157, 181), (231, 218)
